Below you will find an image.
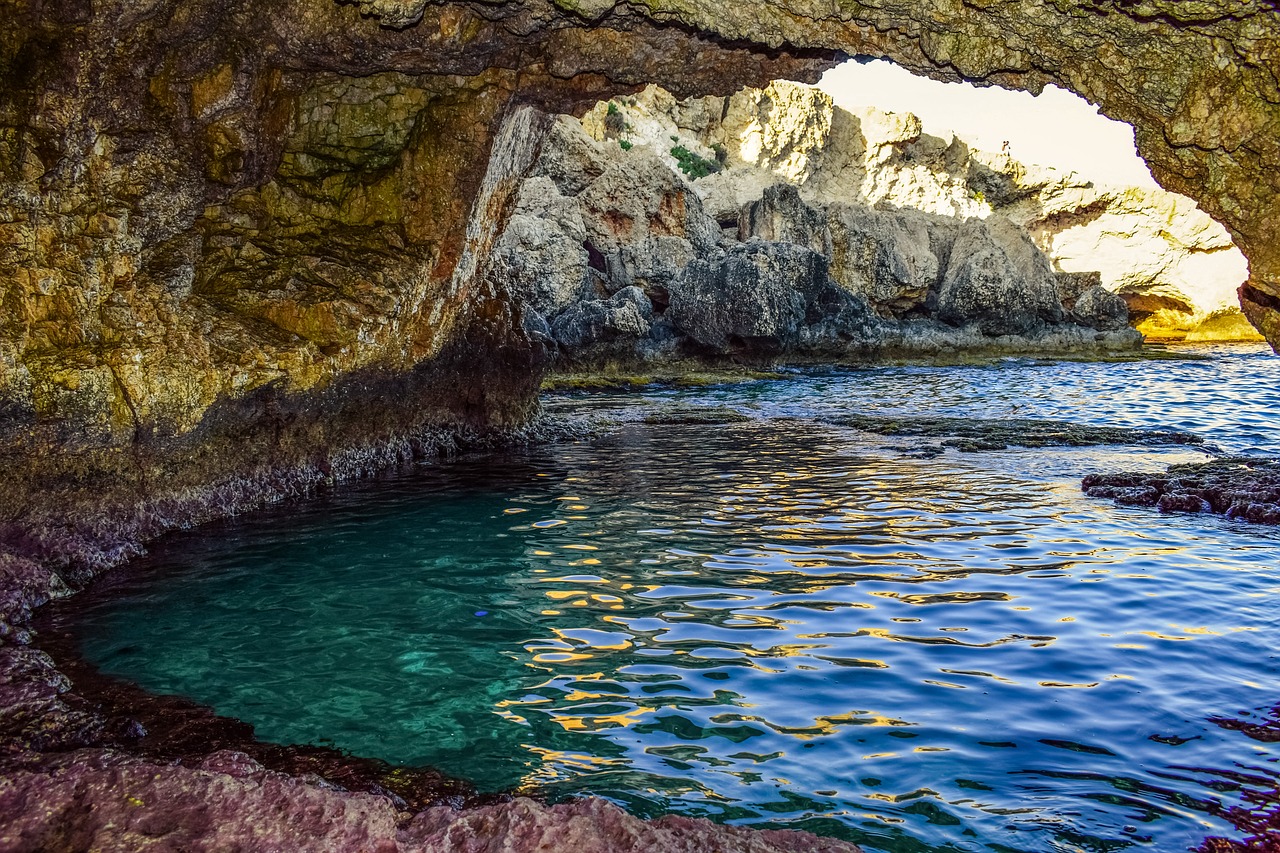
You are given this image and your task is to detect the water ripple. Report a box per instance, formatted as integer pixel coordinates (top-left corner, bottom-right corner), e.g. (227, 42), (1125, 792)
(60, 344), (1280, 853)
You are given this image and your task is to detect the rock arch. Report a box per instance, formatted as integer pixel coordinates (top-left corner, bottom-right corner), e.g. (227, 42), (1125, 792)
(371, 0), (1280, 346)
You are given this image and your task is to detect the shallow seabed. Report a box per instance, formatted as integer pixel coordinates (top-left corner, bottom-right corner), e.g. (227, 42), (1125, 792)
(63, 343), (1280, 853)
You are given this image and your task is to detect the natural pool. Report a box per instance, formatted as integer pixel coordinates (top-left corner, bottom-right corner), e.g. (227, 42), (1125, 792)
(60, 343), (1280, 852)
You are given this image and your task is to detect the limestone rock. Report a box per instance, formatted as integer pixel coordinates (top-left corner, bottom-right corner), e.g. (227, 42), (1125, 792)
(577, 151), (720, 294)
(739, 184), (830, 256)
(825, 203), (940, 317)
(588, 82), (1256, 343)
(0, 754), (866, 852)
(667, 242), (813, 357)
(935, 218), (1063, 336)
(492, 178), (593, 317)
(1013, 185), (1256, 341)
(550, 288), (655, 362)
(511, 95), (1144, 365)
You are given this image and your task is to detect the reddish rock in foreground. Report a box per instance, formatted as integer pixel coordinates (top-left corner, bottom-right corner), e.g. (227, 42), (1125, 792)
(0, 750), (861, 853)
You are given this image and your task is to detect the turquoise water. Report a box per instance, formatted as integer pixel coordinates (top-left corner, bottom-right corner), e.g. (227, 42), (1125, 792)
(67, 344), (1280, 852)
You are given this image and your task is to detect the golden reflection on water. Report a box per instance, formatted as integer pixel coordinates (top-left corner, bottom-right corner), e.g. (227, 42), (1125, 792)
(65, 346), (1280, 853)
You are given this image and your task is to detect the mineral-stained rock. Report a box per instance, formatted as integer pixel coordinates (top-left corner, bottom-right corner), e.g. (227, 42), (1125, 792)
(577, 151), (721, 294)
(1082, 459), (1280, 525)
(409, 796), (862, 853)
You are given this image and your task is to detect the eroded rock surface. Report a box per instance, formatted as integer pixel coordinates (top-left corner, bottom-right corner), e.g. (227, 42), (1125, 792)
(0, 753), (864, 852)
(1083, 458), (1280, 525)
(499, 91), (1145, 365)
(368, 0), (1280, 350)
(2, 0), (1279, 848)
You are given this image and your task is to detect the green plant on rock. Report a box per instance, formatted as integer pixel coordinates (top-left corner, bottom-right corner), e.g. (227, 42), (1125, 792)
(607, 101), (620, 116)
(670, 145), (720, 179)
(619, 139), (633, 151)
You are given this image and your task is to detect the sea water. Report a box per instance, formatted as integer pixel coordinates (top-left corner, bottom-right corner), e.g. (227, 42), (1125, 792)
(65, 344), (1280, 852)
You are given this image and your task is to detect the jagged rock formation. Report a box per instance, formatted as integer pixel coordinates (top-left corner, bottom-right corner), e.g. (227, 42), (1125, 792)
(1083, 459), (1280, 525)
(564, 83), (1255, 348)
(498, 120), (1139, 364)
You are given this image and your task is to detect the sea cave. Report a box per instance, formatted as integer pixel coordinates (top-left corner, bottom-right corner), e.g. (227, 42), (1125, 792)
(1, 0), (1279, 850)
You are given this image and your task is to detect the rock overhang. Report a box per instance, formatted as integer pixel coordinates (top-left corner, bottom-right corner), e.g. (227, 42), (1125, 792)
(347, 0), (1280, 352)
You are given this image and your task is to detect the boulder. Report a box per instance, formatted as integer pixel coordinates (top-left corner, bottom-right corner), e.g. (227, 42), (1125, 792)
(738, 184), (829, 255)
(826, 204), (941, 317)
(934, 217), (1063, 336)
(578, 151), (721, 293)
(1072, 285), (1131, 331)
(533, 116), (615, 196)
(667, 241), (819, 357)
(550, 287), (654, 362)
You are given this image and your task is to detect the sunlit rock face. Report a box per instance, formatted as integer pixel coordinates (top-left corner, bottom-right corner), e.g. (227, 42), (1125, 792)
(578, 83), (1254, 344)
(1018, 186), (1256, 342)
(498, 97), (1142, 364)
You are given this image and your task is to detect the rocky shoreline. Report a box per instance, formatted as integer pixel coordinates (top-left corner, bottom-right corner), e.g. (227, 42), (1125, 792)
(496, 88), (1150, 370)
(3, 367), (1276, 850)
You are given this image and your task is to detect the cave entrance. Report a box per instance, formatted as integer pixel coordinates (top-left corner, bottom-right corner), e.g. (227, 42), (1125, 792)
(500, 59), (1259, 372)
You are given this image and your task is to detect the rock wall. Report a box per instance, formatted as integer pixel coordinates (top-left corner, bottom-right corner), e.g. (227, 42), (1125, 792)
(499, 82), (1261, 367)
(499, 140), (1139, 365)
(1, 0), (1278, 848)
(0, 0), (832, 531)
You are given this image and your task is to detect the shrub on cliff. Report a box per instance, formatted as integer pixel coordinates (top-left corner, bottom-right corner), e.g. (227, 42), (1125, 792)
(670, 145), (720, 179)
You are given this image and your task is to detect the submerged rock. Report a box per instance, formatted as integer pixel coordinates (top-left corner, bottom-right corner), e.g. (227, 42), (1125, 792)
(1082, 458), (1280, 525)
(641, 405), (754, 425)
(828, 414), (1205, 452)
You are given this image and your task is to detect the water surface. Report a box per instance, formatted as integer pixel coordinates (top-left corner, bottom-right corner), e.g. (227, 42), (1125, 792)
(65, 344), (1280, 853)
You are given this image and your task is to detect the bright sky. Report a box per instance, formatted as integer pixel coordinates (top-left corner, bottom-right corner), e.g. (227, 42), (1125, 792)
(818, 60), (1158, 188)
